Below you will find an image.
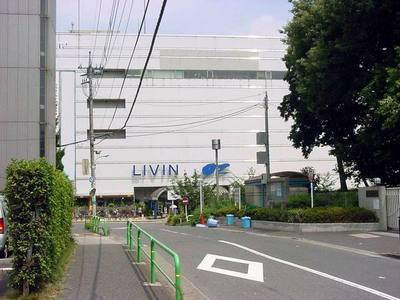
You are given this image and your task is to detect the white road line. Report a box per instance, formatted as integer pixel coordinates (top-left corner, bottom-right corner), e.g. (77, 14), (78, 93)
(160, 228), (181, 234)
(112, 227), (127, 230)
(371, 232), (400, 238)
(197, 254), (264, 282)
(0, 267), (13, 271)
(219, 240), (400, 300)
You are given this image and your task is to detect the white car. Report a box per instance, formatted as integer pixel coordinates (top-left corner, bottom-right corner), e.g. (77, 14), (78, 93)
(0, 195), (7, 257)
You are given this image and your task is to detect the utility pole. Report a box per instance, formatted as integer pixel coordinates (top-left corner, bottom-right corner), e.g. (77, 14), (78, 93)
(87, 51), (97, 216)
(83, 53), (125, 217)
(264, 91), (271, 204)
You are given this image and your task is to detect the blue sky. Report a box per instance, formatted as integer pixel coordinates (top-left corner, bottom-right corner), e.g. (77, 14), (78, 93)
(57, 0), (293, 36)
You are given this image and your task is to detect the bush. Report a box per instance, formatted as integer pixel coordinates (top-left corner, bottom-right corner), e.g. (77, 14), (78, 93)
(166, 213), (186, 226)
(4, 159), (74, 294)
(287, 207), (378, 223)
(206, 206), (377, 224)
(288, 191), (358, 208)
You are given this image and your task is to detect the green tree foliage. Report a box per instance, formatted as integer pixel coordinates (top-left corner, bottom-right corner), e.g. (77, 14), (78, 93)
(4, 159), (74, 294)
(281, 0), (400, 186)
(171, 171), (216, 212)
(56, 147), (65, 171)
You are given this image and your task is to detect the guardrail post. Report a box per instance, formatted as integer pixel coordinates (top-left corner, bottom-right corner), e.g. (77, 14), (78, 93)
(150, 239), (157, 283)
(126, 221), (130, 246)
(174, 254), (182, 300)
(137, 229), (142, 263)
(128, 222), (133, 250)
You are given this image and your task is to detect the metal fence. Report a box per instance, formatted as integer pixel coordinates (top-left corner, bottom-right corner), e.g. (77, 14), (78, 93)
(126, 221), (183, 300)
(386, 188), (400, 231)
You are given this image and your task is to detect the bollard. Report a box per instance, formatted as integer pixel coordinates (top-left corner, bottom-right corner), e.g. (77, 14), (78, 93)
(174, 254), (182, 300)
(137, 230), (142, 263)
(126, 221), (129, 246)
(150, 239), (157, 283)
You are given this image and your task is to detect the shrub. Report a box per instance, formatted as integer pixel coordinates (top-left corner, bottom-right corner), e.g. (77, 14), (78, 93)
(287, 207), (378, 223)
(4, 159), (74, 294)
(166, 213), (186, 226)
(288, 191), (358, 208)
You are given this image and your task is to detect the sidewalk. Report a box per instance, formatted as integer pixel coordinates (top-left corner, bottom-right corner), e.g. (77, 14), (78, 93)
(62, 225), (173, 300)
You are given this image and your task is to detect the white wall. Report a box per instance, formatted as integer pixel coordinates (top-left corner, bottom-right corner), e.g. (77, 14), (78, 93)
(57, 33), (336, 197)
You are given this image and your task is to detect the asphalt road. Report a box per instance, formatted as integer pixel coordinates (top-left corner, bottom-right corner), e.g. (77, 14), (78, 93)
(109, 222), (400, 300)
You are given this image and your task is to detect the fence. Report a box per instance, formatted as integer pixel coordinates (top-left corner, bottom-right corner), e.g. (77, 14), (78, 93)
(126, 221), (183, 300)
(85, 216), (110, 236)
(386, 188), (400, 231)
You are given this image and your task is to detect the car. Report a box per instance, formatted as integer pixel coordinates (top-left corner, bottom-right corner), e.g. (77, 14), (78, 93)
(0, 195), (7, 257)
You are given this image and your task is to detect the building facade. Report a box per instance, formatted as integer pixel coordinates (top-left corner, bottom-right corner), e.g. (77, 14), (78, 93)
(0, 0), (56, 190)
(57, 32), (336, 201)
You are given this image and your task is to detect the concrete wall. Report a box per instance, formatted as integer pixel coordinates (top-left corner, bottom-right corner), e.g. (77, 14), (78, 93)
(218, 217), (380, 232)
(358, 186), (387, 230)
(0, 0), (56, 190)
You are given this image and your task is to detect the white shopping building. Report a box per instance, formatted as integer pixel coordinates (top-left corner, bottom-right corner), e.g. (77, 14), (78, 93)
(57, 32), (336, 202)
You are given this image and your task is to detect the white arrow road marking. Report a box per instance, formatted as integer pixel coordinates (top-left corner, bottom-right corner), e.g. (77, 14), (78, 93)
(219, 240), (400, 300)
(197, 254), (264, 282)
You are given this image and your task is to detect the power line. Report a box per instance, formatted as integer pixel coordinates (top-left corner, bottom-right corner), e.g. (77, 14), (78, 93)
(122, 104), (259, 138)
(124, 104), (261, 128)
(99, 0), (136, 128)
(105, 0), (151, 131)
(121, 0), (168, 129)
(92, 0), (103, 57)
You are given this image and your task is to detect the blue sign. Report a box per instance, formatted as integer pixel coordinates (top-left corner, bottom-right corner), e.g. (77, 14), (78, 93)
(201, 163), (230, 176)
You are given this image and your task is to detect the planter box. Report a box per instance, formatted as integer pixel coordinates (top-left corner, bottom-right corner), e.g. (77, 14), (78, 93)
(218, 217), (380, 232)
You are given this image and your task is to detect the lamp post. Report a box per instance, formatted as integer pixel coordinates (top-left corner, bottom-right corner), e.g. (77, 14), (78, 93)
(212, 139), (221, 201)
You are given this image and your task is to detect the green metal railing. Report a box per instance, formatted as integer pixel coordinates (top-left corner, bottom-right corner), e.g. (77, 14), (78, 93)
(86, 216), (110, 236)
(126, 221), (183, 300)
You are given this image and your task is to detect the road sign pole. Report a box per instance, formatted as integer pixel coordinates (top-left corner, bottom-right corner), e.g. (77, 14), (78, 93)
(199, 178), (204, 215)
(185, 204), (188, 222)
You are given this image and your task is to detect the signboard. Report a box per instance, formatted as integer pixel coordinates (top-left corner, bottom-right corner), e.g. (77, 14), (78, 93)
(256, 132), (268, 145)
(182, 196), (189, 205)
(82, 159), (89, 175)
(202, 163), (230, 176)
(256, 152), (268, 164)
(167, 190), (180, 200)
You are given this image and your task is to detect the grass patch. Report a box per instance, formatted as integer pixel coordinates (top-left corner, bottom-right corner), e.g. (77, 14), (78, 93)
(6, 239), (76, 300)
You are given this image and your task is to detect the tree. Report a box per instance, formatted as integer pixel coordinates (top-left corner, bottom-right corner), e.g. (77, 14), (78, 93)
(280, 0), (400, 187)
(170, 171), (215, 212)
(56, 148), (65, 171)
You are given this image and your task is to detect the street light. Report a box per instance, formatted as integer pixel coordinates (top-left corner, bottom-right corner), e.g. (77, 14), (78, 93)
(212, 139), (221, 201)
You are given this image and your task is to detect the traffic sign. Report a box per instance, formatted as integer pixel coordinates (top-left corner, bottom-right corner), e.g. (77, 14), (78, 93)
(182, 196), (189, 205)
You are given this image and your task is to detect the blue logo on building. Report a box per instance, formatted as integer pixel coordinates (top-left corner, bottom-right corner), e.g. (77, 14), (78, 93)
(202, 163), (230, 176)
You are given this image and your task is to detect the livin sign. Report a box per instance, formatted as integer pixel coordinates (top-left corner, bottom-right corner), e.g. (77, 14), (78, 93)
(132, 164), (179, 177)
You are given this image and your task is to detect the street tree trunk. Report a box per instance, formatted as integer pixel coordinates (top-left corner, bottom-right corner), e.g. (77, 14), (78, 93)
(335, 147), (348, 191)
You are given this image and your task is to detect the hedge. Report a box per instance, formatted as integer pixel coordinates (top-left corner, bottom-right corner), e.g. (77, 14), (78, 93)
(287, 191), (358, 208)
(4, 159), (74, 294)
(185, 205), (377, 225)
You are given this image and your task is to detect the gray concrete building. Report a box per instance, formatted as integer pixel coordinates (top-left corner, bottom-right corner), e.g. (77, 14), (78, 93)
(0, 0), (56, 190)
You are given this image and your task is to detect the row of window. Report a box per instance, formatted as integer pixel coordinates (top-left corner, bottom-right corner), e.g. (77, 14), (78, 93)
(101, 69), (286, 80)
